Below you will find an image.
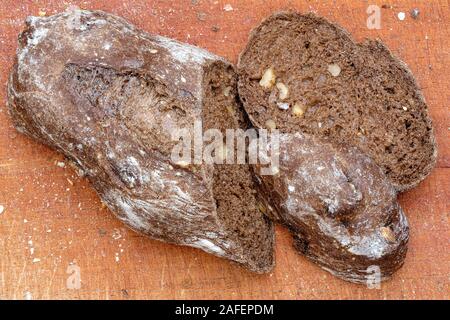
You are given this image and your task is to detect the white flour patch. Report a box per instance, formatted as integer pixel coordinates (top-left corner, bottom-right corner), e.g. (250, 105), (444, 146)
(28, 27), (49, 47)
(105, 190), (151, 231)
(205, 232), (218, 239)
(348, 234), (387, 259)
(124, 58), (144, 68)
(126, 156), (139, 167)
(173, 185), (192, 203)
(193, 239), (225, 255)
(154, 35), (216, 64)
(17, 25), (49, 80)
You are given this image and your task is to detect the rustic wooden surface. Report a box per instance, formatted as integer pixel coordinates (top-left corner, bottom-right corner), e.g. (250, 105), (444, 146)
(0, 0), (448, 300)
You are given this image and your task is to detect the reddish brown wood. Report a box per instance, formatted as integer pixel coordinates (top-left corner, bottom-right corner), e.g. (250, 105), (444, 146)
(0, 0), (448, 299)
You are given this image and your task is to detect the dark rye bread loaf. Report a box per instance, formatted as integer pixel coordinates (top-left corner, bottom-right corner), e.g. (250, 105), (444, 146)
(7, 9), (274, 273)
(238, 12), (437, 192)
(255, 133), (408, 283)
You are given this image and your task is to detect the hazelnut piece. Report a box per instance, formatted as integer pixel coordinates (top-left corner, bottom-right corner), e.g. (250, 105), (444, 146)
(328, 64), (341, 77)
(380, 227), (396, 243)
(276, 82), (289, 100)
(259, 68), (276, 89)
(292, 103), (307, 117)
(223, 86), (232, 97)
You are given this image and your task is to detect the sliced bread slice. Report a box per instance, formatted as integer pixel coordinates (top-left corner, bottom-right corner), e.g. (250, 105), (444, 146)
(237, 11), (437, 191)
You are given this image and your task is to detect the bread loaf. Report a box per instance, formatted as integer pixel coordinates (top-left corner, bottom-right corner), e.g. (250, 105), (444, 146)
(238, 11), (437, 192)
(7, 9), (274, 273)
(255, 133), (409, 283)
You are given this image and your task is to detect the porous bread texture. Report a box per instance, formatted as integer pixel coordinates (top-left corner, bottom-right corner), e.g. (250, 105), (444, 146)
(238, 11), (437, 192)
(202, 62), (274, 272)
(7, 9), (274, 273)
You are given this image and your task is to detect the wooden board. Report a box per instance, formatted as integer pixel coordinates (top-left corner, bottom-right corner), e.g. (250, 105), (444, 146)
(0, 0), (448, 300)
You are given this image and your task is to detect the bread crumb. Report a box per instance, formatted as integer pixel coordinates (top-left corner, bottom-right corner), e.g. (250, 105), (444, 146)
(112, 228), (122, 240)
(32, 258), (41, 263)
(56, 161), (65, 168)
(398, 12), (406, 21)
(403, 106), (408, 111)
(196, 12), (207, 21)
(410, 8), (420, 19)
(38, 10), (46, 17)
(149, 49), (158, 54)
(0, 205), (4, 215)
(224, 4), (233, 11)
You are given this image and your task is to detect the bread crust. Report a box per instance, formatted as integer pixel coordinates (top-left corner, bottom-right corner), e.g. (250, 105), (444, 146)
(256, 133), (409, 283)
(7, 9), (274, 273)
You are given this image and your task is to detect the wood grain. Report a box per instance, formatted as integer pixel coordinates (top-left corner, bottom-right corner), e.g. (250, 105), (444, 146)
(0, 0), (448, 300)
